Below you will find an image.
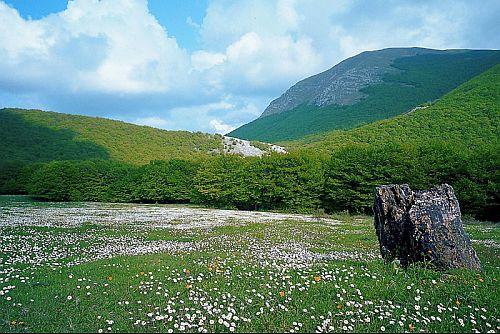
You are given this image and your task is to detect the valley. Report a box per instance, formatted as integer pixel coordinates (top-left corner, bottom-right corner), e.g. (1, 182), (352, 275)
(0, 42), (498, 333)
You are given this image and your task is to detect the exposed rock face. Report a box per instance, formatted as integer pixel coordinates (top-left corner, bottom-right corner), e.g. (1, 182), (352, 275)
(221, 136), (286, 157)
(261, 47), (441, 118)
(373, 184), (481, 271)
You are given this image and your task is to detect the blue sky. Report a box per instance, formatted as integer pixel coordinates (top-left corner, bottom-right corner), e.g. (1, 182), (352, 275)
(4, 0), (67, 19)
(5, 0), (209, 50)
(1, 0), (499, 134)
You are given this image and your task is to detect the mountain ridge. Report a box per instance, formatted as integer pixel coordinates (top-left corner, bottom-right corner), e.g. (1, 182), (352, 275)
(297, 63), (500, 153)
(261, 47), (440, 117)
(229, 48), (500, 142)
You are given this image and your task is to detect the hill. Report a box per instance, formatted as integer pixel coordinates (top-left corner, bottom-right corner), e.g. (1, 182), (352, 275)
(0, 108), (286, 194)
(0, 108), (224, 165)
(0, 108), (226, 194)
(297, 63), (500, 153)
(229, 48), (500, 142)
(295, 64), (500, 219)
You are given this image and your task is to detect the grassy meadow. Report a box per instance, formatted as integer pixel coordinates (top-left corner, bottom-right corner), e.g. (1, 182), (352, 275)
(0, 196), (498, 333)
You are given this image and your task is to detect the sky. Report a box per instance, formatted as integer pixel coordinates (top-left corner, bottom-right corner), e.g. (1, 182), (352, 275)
(1, 0), (499, 134)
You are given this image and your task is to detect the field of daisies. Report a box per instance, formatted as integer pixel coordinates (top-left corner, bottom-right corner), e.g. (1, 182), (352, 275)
(0, 195), (499, 333)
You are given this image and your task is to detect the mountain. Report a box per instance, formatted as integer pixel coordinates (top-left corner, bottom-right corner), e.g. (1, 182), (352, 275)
(229, 48), (500, 142)
(297, 64), (500, 219)
(262, 47), (436, 117)
(297, 63), (500, 153)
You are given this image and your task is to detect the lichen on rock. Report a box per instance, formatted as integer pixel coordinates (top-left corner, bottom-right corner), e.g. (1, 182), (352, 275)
(373, 184), (481, 271)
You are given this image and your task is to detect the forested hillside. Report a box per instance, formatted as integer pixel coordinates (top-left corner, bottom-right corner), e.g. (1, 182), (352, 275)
(0, 108), (222, 165)
(297, 63), (500, 152)
(0, 108), (223, 194)
(14, 66), (499, 220)
(229, 49), (500, 142)
(295, 64), (500, 218)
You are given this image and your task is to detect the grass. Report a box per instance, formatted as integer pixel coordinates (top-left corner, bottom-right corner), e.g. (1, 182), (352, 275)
(0, 197), (499, 333)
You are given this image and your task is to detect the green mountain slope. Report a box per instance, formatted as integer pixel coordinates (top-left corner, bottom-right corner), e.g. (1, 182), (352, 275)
(0, 108), (222, 165)
(293, 64), (500, 219)
(4, 67), (497, 219)
(229, 49), (500, 142)
(297, 63), (500, 153)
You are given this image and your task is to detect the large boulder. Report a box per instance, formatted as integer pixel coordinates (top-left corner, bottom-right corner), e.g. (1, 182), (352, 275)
(373, 184), (481, 270)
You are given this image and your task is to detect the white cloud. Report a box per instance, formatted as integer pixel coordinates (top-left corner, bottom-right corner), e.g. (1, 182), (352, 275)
(0, 0), (190, 94)
(191, 50), (226, 71)
(225, 32), (321, 89)
(0, 3), (48, 58)
(0, 0), (499, 134)
(276, 0), (301, 29)
(209, 119), (236, 134)
(197, 1), (326, 93)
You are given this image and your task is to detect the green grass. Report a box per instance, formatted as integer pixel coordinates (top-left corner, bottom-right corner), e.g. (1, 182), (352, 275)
(0, 197), (498, 333)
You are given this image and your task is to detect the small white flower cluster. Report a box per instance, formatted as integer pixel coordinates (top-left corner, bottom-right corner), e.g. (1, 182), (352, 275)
(1, 197), (499, 333)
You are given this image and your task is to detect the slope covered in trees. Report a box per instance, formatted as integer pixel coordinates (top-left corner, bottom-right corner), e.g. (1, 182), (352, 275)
(18, 66), (500, 220)
(295, 64), (500, 218)
(0, 108), (223, 194)
(297, 63), (500, 152)
(229, 49), (500, 142)
(0, 108), (222, 165)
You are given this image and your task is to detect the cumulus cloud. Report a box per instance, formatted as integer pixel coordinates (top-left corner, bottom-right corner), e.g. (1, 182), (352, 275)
(0, 0), (190, 95)
(197, 1), (325, 94)
(220, 32), (321, 92)
(0, 0), (499, 134)
(209, 119), (235, 134)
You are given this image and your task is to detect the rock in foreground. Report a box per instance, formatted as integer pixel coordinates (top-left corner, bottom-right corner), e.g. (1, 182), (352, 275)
(373, 184), (481, 271)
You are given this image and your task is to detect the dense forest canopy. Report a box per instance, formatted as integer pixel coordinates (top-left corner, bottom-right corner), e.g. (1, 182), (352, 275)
(1, 65), (498, 221)
(0, 108), (223, 165)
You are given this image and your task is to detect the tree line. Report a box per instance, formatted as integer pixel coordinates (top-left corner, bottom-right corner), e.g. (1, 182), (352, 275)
(2, 139), (497, 221)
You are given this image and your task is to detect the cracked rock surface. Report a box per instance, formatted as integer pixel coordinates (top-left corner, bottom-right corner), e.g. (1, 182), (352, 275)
(373, 184), (481, 270)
